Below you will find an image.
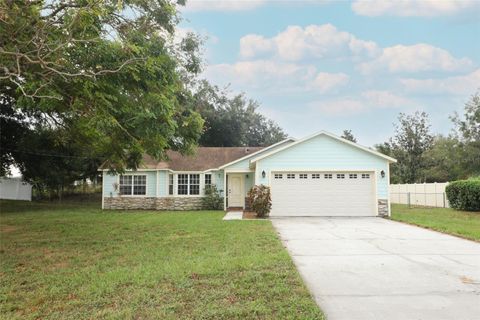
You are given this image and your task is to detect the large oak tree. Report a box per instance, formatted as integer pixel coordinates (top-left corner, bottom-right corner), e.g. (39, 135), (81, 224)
(1, 0), (204, 178)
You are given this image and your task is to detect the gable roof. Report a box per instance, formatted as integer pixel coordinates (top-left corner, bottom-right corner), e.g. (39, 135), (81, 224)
(100, 147), (264, 171)
(249, 131), (397, 164)
(218, 138), (295, 169)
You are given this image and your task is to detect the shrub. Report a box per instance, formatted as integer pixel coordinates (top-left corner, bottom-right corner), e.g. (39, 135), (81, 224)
(202, 185), (223, 210)
(446, 179), (480, 212)
(247, 185), (272, 218)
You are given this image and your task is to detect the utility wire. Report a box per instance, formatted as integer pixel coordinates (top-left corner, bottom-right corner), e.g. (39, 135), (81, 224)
(2, 147), (102, 160)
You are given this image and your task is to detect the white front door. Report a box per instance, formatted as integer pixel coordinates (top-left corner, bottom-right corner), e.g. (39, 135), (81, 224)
(228, 175), (243, 207)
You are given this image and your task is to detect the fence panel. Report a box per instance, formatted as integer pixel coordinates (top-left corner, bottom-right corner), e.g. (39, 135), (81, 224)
(390, 182), (449, 208)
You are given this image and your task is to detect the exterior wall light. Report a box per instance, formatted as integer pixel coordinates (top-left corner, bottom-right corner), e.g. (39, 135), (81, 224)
(380, 170), (385, 178)
(262, 170), (266, 178)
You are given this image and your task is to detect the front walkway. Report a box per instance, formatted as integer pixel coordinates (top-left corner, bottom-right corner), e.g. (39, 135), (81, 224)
(272, 217), (480, 320)
(222, 211), (243, 220)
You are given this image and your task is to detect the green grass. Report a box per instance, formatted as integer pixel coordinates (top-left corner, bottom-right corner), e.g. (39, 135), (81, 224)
(391, 204), (480, 241)
(0, 200), (323, 320)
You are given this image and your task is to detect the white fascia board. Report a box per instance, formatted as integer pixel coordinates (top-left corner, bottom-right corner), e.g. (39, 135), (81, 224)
(217, 138), (296, 170)
(249, 131), (397, 164)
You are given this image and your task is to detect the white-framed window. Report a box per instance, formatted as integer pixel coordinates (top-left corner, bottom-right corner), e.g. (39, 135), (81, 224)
(349, 173), (358, 179)
(168, 174), (174, 195)
(119, 175), (146, 195)
(362, 173), (370, 179)
(299, 173), (308, 179)
(189, 174), (200, 195)
(324, 173), (332, 179)
(312, 173), (321, 179)
(274, 173), (283, 179)
(205, 174), (212, 188)
(287, 173), (295, 179)
(178, 174), (188, 195)
(337, 174), (345, 179)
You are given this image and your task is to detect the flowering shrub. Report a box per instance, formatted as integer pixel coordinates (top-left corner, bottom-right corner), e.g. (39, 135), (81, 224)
(247, 185), (272, 218)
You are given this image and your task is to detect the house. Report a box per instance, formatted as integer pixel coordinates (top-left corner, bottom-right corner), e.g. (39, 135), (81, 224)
(0, 177), (32, 201)
(100, 131), (396, 216)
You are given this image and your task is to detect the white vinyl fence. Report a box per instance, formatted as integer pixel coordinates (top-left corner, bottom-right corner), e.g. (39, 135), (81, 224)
(390, 182), (449, 208)
(0, 177), (32, 201)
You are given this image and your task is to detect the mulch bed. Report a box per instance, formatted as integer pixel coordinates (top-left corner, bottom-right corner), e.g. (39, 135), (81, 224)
(242, 211), (258, 219)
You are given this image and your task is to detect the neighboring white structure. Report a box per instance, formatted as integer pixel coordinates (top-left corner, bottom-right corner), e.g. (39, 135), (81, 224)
(0, 177), (32, 201)
(390, 182), (449, 208)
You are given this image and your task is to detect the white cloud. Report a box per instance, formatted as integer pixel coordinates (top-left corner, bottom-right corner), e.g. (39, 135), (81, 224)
(239, 34), (273, 59)
(361, 90), (415, 107)
(311, 72), (349, 93)
(400, 68), (480, 95)
(204, 60), (349, 93)
(182, 0), (265, 12)
(310, 90), (416, 115)
(239, 24), (380, 61)
(351, 0), (479, 17)
(358, 44), (473, 74)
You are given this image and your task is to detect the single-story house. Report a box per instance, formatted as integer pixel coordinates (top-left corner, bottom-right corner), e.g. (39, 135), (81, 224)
(100, 131), (396, 216)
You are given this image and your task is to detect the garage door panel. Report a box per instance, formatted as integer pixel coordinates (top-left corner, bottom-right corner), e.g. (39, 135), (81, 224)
(270, 171), (375, 217)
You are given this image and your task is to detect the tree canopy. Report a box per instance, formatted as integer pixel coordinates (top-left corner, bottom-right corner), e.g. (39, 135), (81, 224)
(191, 81), (287, 147)
(341, 130), (357, 143)
(1, 0), (204, 177)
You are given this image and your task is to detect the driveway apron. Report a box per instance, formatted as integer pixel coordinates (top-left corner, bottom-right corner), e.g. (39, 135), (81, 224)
(272, 217), (480, 320)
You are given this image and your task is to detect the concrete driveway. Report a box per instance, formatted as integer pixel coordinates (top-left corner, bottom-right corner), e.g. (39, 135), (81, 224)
(271, 217), (480, 320)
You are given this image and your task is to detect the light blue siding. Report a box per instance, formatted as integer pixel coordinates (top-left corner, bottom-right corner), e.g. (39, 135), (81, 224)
(212, 170), (225, 196)
(158, 170), (167, 196)
(102, 171), (157, 197)
(222, 140), (294, 171)
(255, 135), (390, 199)
(103, 173), (117, 197)
(245, 173), (254, 193)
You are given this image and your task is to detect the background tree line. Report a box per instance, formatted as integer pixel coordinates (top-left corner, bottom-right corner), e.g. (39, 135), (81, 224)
(374, 93), (479, 184)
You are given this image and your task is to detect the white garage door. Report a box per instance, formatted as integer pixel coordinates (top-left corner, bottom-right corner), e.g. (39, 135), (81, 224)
(270, 172), (376, 217)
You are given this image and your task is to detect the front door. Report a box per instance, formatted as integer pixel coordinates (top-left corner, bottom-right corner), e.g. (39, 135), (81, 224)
(228, 175), (243, 207)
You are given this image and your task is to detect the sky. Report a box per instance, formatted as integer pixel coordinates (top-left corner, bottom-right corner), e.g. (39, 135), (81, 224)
(178, 0), (480, 146)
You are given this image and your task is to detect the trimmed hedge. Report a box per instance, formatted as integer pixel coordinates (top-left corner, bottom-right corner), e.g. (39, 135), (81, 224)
(446, 179), (480, 212)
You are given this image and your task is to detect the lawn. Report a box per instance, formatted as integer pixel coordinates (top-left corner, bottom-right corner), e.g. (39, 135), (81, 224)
(0, 200), (323, 320)
(391, 204), (480, 242)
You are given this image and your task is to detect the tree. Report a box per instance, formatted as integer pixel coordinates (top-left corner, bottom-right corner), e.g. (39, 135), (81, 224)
(191, 81), (287, 147)
(387, 111), (434, 183)
(450, 92), (480, 177)
(1, 0), (204, 177)
(423, 135), (466, 182)
(341, 130), (357, 143)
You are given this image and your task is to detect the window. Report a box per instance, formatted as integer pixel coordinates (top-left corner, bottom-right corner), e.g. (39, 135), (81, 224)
(274, 173), (283, 179)
(349, 173), (358, 179)
(177, 174), (200, 195)
(287, 173), (295, 179)
(119, 175), (146, 195)
(178, 174), (188, 195)
(119, 175), (132, 195)
(337, 174), (345, 179)
(168, 174), (174, 195)
(299, 173), (308, 179)
(133, 175), (146, 195)
(189, 174), (200, 195)
(324, 174), (332, 179)
(204, 174), (212, 188)
(362, 173), (370, 179)
(312, 173), (321, 179)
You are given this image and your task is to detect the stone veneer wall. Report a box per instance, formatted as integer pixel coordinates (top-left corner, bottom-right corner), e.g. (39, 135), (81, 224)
(104, 196), (204, 210)
(377, 199), (389, 216)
